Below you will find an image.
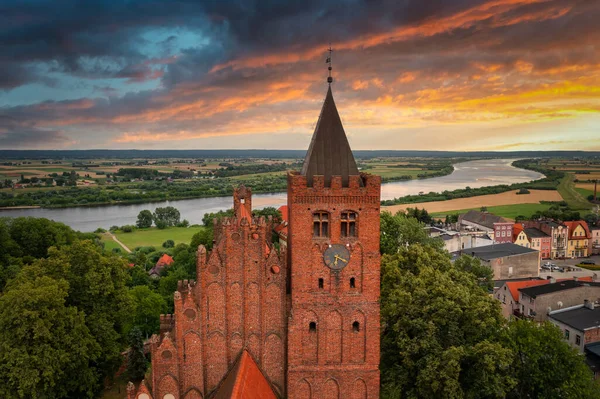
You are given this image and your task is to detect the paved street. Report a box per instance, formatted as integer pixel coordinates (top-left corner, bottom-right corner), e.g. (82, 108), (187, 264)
(538, 255), (600, 280)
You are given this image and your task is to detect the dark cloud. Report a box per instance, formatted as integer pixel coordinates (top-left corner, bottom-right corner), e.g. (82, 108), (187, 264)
(0, 116), (69, 148)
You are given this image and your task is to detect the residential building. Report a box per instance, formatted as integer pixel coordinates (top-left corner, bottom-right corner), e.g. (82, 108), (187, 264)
(495, 279), (549, 318)
(466, 242), (540, 280)
(592, 227), (600, 255)
(513, 224), (530, 248)
(564, 220), (591, 258)
(129, 83), (381, 398)
(148, 253), (175, 278)
(525, 220), (569, 259)
(549, 300), (600, 352)
(458, 210), (513, 243)
(524, 227), (551, 259)
(584, 342), (600, 379)
(518, 280), (600, 322)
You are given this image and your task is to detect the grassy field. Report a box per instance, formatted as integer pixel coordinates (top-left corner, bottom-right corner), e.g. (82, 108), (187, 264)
(99, 233), (124, 252)
(114, 226), (202, 249)
(431, 203), (553, 220)
(557, 173), (594, 210)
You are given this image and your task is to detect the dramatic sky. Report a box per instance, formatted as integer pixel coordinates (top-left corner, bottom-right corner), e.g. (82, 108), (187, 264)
(1, 0), (599, 151)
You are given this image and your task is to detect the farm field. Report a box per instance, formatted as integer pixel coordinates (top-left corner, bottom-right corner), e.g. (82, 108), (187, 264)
(114, 226), (202, 249)
(430, 203), (553, 220)
(381, 189), (563, 215)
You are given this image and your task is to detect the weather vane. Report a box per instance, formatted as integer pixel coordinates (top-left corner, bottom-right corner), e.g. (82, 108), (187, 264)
(326, 44), (333, 84)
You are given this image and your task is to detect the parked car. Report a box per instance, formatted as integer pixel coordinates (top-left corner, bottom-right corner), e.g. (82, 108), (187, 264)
(542, 264), (551, 270)
(581, 260), (596, 265)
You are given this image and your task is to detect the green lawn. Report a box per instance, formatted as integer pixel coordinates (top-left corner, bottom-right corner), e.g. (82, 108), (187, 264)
(115, 226), (203, 249)
(431, 203), (553, 220)
(100, 234), (124, 252)
(575, 187), (594, 198)
(558, 173), (593, 210)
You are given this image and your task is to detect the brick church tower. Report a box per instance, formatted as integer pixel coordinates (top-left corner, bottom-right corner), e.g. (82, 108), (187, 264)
(286, 85), (382, 398)
(128, 69), (381, 399)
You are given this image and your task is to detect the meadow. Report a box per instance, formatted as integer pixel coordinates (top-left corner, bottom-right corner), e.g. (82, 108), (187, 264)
(112, 226), (203, 249)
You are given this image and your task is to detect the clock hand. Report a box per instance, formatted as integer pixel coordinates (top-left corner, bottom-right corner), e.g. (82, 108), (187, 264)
(334, 255), (348, 263)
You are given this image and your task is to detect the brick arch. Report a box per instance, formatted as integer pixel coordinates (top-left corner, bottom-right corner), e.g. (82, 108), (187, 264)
(247, 333), (260, 360)
(206, 282), (225, 333)
(264, 281), (282, 334)
(228, 283), (242, 339)
(206, 331), (227, 391)
(351, 378), (367, 399)
(302, 310), (319, 364)
(157, 374), (179, 399)
(263, 333), (284, 392)
(323, 378), (340, 399)
(230, 332), (243, 362)
(183, 331), (202, 390)
(183, 387), (203, 399)
(326, 310), (342, 364)
(349, 309), (366, 363)
(246, 282), (260, 330)
(295, 378), (312, 399)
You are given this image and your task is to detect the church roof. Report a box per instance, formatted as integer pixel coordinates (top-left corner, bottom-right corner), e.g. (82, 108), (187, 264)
(211, 350), (277, 399)
(301, 86), (360, 187)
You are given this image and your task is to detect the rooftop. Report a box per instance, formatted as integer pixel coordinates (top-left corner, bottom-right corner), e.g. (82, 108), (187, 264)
(466, 242), (538, 260)
(524, 227), (550, 238)
(212, 350), (277, 399)
(300, 86), (360, 187)
(460, 210), (508, 229)
(519, 280), (600, 298)
(505, 279), (550, 301)
(549, 305), (600, 331)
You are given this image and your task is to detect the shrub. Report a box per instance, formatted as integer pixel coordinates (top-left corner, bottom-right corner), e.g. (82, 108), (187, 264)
(176, 219), (190, 228)
(162, 240), (175, 248)
(121, 225), (135, 233)
(517, 188), (530, 195)
(94, 227), (106, 233)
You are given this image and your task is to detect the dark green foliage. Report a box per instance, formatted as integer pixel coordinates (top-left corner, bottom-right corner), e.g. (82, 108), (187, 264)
(517, 188), (530, 194)
(7, 217), (77, 258)
(454, 255), (494, 292)
(121, 224), (135, 233)
(202, 208), (234, 226)
(380, 211), (443, 255)
(136, 210), (153, 228)
(153, 206), (180, 229)
(127, 286), (167, 338)
(253, 206), (282, 220)
(162, 239), (175, 248)
(505, 320), (600, 398)
(404, 207), (432, 224)
(126, 327), (147, 382)
(190, 228), (214, 250)
(0, 275), (101, 398)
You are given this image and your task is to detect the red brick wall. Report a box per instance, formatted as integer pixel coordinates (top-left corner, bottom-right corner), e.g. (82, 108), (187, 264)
(149, 187), (287, 398)
(286, 172), (381, 399)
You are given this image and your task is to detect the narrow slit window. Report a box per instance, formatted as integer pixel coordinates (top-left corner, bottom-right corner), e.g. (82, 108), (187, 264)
(350, 277), (356, 289)
(309, 322), (317, 333)
(313, 212), (329, 237)
(318, 278), (324, 289)
(352, 321), (360, 332)
(341, 212), (358, 237)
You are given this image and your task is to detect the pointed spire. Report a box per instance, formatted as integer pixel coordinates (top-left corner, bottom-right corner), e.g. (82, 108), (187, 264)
(301, 86), (361, 187)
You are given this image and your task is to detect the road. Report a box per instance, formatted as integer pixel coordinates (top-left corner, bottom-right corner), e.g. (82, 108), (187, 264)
(538, 255), (600, 280)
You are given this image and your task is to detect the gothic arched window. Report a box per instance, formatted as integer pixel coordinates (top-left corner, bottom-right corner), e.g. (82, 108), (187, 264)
(313, 211), (329, 237)
(341, 211), (357, 237)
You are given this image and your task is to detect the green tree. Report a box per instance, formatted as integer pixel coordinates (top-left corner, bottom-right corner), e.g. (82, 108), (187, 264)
(136, 210), (153, 228)
(380, 244), (514, 398)
(380, 211), (443, 255)
(454, 255), (494, 292)
(162, 239), (175, 248)
(0, 276), (101, 398)
(7, 217), (77, 258)
(127, 285), (167, 338)
(190, 227), (214, 251)
(202, 208), (234, 226)
(505, 319), (600, 398)
(153, 206), (180, 229)
(126, 327), (147, 382)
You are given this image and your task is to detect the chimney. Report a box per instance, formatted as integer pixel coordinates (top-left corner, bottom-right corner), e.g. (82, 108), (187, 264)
(584, 299), (595, 310)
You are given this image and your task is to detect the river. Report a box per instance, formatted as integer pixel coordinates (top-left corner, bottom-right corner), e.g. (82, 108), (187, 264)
(0, 159), (543, 232)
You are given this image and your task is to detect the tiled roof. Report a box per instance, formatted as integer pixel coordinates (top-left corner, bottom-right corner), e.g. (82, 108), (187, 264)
(524, 227), (550, 239)
(460, 210), (508, 230)
(505, 280), (550, 302)
(156, 253), (174, 267)
(300, 86), (360, 187)
(563, 220), (591, 239)
(513, 223), (524, 242)
(212, 350), (277, 399)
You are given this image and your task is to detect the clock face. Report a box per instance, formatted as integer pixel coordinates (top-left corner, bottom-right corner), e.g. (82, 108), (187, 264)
(323, 244), (350, 270)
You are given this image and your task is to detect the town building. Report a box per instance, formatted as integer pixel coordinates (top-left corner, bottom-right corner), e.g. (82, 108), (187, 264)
(128, 81), (381, 398)
(465, 242), (540, 280)
(458, 210), (513, 243)
(523, 227), (551, 259)
(149, 253), (175, 278)
(584, 342), (600, 379)
(512, 224), (530, 248)
(495, 279), (549, 318)
(518, 279), (600, 322)
(563, 220), (591, 258)
(592, 226), (600, 255)
(525, 220), (569, 259)
(548, 300), (600, 352)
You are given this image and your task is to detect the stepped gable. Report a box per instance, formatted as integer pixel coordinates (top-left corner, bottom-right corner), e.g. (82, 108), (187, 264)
(132, 185), (287, 399)
(301, 86), (361, 187)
